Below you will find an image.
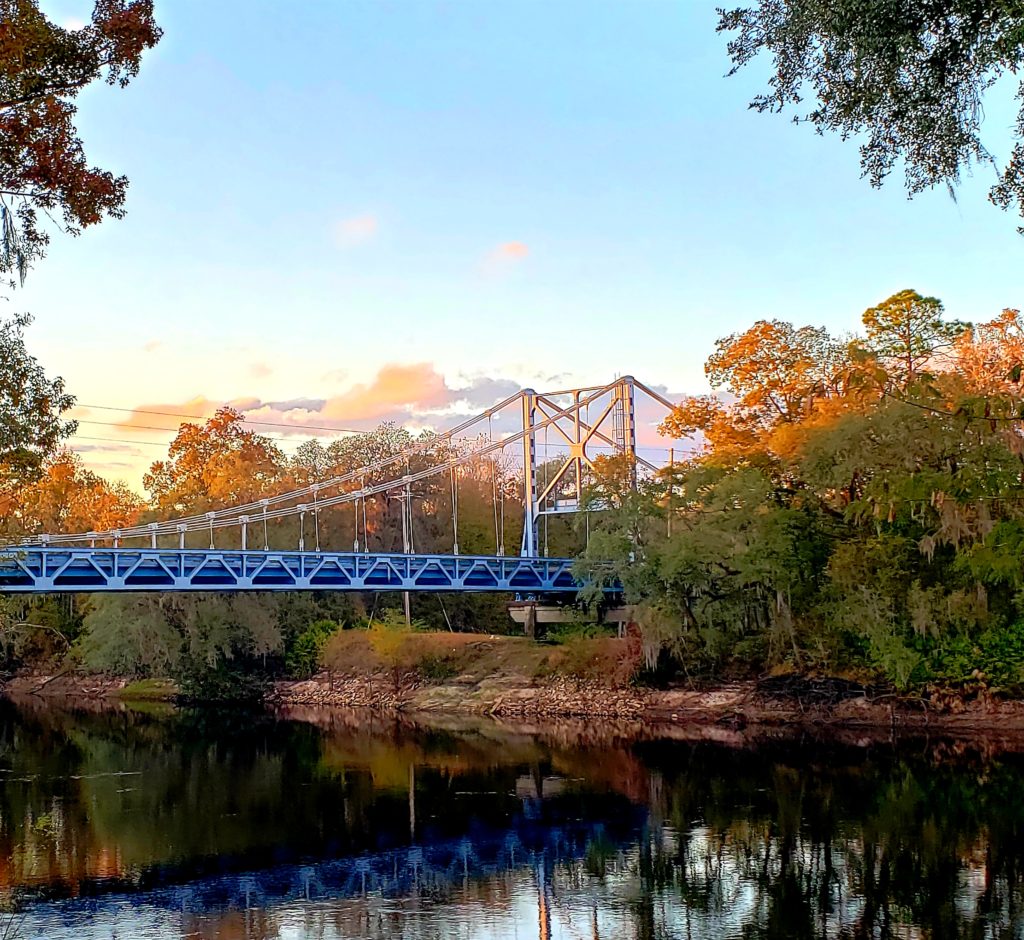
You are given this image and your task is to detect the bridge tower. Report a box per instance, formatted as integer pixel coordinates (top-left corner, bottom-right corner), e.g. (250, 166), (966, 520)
(519, 376), (637, 558)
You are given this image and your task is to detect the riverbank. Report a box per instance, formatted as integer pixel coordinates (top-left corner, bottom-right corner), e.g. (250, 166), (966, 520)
(7, 668), (1024, 737)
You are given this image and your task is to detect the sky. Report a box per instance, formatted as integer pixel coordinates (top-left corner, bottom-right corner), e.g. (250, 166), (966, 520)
(18, 0), (1024, 486)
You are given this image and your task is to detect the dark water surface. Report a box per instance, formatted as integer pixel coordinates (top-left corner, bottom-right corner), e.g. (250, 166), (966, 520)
(0, 699), (1022, 938)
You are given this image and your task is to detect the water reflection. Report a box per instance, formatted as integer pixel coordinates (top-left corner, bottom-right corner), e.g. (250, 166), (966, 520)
(0, 698), (1021, 938)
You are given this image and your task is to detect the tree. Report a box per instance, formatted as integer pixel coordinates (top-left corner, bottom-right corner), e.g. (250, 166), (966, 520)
(290, 439), (334, 485)
(0, 312), (75, 495)
(659, 320), (849, 466)
(144, 407), (285, 514)
(861, 289), (962, 389)
(705, 319), (848, 424)
(0, 0), (162, 283)
(14, 449), (142, 534)
(954, 307), (1024, 394)
(717, 2), (1024, 229)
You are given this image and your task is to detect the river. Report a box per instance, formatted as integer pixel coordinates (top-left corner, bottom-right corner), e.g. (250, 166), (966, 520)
(0, 697), (1020, 938)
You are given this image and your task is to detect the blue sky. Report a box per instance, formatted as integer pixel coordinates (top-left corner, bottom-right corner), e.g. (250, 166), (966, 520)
(21, 1), (1024, 483)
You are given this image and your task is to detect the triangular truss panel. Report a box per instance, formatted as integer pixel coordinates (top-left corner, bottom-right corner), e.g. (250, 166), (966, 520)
(0, 549), (613, 595)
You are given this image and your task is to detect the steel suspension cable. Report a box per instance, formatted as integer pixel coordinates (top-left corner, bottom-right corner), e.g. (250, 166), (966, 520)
(25, 382), (629, 548)
(489, 414), (500, 555)
(312, 485), (321, 552)
(354, 489), (362, 557)
(361, 480), (369, 553)
(34, 389), (531, 546)
(450, 461), (459, 555)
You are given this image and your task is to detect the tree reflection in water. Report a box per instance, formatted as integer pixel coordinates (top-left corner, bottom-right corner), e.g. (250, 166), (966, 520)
(0, 700), (1020, 938)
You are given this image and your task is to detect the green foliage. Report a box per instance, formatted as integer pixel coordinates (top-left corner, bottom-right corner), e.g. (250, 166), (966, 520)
(79, 593), (282, 698)
(416, 653), (458, 682)
(909, 620), (1024, 693)
(0, 313), (76, 496)
(718, 1), (1024, 230)
(367, 608), (427, 632)
(587, 301), (1024, 694)
(285, 619), (340, 678)
(175, 657), (268, 704)
(861, 290), (962, 388)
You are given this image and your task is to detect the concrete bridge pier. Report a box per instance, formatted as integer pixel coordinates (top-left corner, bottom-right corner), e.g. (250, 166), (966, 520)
(507, 601), (631, 638)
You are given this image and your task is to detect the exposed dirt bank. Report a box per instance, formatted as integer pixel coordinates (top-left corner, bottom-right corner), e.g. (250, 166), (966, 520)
(8, 670), (1024, 738)
(271, 671), (1024, 734)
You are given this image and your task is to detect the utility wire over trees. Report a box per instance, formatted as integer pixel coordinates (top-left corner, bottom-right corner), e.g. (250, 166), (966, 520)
(717, 1), (1024, 230)
(0, 0), (162, 284)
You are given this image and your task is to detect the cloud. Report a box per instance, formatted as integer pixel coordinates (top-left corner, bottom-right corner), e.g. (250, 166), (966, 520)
(448, 375), (522, 408)
(108, 365), (523, 439)
(249, 362), (273, 379)
(264, 397), (327, 413)
(333, 213), (379, 247)
(63, 17), (87, 30)
(143, 340), (162, 353)
(320, 363), (454, 421)
(104, 369), (697, 469)
(74, 370), (697, 490)
(489, 241), (529, 263)
(86, 460), (135, 470)
(543, 372), (572, 387)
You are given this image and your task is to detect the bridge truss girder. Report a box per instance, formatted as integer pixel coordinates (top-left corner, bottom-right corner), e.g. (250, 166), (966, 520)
(0, 548), (598, 595)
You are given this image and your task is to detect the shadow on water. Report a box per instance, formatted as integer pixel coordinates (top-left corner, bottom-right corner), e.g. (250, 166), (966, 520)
(0, 697), (1022, 938)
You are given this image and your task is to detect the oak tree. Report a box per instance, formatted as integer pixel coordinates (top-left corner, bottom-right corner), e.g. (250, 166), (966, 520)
(15, 449), (142, 533)
(718, 1), (1024, 230)
(144, 408), (285, 514)
(0, 0), (162, 283)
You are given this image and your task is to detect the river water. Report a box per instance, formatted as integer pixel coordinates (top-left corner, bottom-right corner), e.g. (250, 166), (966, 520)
(0, 699), (1021, 939)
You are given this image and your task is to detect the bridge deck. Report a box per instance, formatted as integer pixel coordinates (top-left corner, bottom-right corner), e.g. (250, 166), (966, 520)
(0, 548), (587, 594)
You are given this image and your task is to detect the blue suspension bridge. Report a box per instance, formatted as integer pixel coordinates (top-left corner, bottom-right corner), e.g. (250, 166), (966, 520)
(0, 377), (677, 596)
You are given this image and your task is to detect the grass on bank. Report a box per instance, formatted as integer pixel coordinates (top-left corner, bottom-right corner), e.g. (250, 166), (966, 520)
(320, 622), (640, 687)
(118, 678), (177, 701)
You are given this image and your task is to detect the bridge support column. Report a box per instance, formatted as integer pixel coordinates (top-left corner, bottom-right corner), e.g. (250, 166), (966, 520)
(520, 389), (539, 557)
(615, 375), (637, 486)
(401, 485), (412, 628)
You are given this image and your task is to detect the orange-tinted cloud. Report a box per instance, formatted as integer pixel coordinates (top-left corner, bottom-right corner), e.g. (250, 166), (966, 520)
(107, 366), (522, 438)
(490, 241), (529, 262)
(334, 212), (379, 247)
(320, 363), (450, 421)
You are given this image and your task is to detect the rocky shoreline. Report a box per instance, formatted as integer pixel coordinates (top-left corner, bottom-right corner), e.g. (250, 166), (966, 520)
(7, 670), (1024, 736)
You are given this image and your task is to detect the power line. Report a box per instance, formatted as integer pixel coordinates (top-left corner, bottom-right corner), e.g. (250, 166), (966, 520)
(75, 418), (353, 442)
(71, 435), (176, 448)
(72, 398), (686, 451)
(76, 403), (365, 435)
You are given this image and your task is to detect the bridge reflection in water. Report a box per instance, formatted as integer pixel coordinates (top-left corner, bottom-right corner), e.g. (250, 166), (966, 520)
(32, 812), (639, 939)
(4, 702), (1024, 939)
